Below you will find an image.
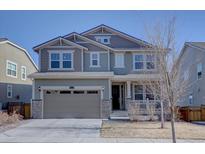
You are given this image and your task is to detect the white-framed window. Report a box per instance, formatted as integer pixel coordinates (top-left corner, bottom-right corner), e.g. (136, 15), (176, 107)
(6, 60), (17, 78)
(21, 66), (26, 80)
(133, 54), (156, 70)
(134, 85), (143, 100)
(133, 54), (144, 70)
(197, 63), (202, 79)
(90, 52), (100, 67)
(62, 53), (72, 69)
(95, 36), (110, 44)
(146, 54), (155, 69)
(7, 85), (12, 98)
(49, 51), (73, 70)
(189, 94), (193, 104)
(133, 84), (155, 101)
(114, 53), (124, 68)
(50, 52), (60, 69)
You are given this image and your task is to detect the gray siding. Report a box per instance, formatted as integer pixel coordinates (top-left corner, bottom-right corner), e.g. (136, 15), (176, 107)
(34, 79), (110, 100)
(0, 43), (37, 105)
(85, 34), (144, 49)
(40, 48), (82, 72)
(0, 43), (37, 84)
(84, 52), (108, 72)
(78, 42), (107, 51)
(177, 46), (205, 107)
(110, 51), (159, 75)
(0, 82), (32, 105)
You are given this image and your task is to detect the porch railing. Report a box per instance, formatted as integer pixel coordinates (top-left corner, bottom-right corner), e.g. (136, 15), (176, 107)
(129, 100), (162, 115)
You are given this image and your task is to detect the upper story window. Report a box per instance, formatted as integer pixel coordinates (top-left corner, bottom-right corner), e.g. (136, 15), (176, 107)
(133, 54), (144, 70)
(95, 36), (110, 44)
(21, 66), (27, 80)
(63, 53), (72, 68)
(51, 53), (60, 68)
(90, 52), (100, 67)
(133, 54), (156, 71)
(146, 54), (155, 69)
(6, 60), (17, 78)
(114, 53), (124, 68)
(197, 63), (202, 79)
(49, 51), (73, 70)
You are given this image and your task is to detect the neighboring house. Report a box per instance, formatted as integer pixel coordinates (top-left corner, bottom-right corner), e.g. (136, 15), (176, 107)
(29, 24), (160, 119)
(0, 38), (38, 109)
(177, 42), (205, 107)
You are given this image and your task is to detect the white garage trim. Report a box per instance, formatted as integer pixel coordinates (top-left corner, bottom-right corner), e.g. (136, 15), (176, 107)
(40, 86), (104, 91)
(40, 86), (104, 119)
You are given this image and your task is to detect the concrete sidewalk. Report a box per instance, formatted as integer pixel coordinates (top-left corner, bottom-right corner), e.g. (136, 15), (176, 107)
(0, 119), (204, 143)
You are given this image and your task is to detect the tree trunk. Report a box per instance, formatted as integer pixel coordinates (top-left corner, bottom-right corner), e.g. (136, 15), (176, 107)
(160, 100), (164, 128)
(160, 82), (164, 128)
(165, 72), (176, 143)
(170, 105), (176, 143)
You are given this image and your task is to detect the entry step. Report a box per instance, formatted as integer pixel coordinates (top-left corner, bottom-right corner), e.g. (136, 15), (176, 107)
(109, 111), (129, 120)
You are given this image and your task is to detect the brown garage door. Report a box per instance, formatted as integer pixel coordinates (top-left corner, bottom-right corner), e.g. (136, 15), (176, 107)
(43, 90), (101, 118)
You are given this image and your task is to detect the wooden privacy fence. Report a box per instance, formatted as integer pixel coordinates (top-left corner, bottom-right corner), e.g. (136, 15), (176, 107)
(8, 102), (31, 119)
(179, 105), (205, 122)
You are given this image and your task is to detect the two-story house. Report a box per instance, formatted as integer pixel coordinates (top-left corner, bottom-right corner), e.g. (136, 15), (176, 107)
(0, 38), (38, 110)
(28, 25), (160, 119)
(177, 42), (205, 107)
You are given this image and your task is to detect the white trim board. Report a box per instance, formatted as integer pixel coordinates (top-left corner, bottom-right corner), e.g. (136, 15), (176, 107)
(0, 40), (38, 70)
(63, 33), (113, 50)
(81, 24), (152, 47)
(48, 50), (74, 70)
(114, 52), (125, 68)
(21, 65), (27, 80)
(6, 60), (17, 78)
(90, 52), (100, 67)
(40, 86), (104, 91)
(28, 72), (114, 79)
(33, 37), (88, 51)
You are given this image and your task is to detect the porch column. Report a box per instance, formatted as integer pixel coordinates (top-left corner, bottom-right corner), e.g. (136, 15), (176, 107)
(126, 81), (131, 99)
(126, 81), (131, 110)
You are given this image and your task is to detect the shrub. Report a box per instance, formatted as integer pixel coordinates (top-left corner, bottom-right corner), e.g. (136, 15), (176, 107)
(0, 111), (23, 126)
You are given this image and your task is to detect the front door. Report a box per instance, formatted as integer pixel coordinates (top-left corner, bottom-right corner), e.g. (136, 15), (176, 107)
(112, 84), (125, 110)
(112, 85), (120, 110)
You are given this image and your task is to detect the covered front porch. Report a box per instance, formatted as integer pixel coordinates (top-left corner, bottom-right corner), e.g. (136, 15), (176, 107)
(110, 75), (163, 120)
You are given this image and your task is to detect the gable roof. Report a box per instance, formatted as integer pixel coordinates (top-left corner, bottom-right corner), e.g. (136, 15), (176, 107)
(0, 38), (38, 70)
(33, 37), (88, 52)
(176, 42), (205, 67)
(63, 32), (113, 50)
(81, 24), (153, 48)
(186, 42), (205, 51)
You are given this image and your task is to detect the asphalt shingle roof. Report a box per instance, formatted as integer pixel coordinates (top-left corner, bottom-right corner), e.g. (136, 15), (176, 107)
(187, 42), (205, 50)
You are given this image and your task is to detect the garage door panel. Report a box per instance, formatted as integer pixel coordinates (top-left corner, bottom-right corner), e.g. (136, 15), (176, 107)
(43, 91), (100, 118)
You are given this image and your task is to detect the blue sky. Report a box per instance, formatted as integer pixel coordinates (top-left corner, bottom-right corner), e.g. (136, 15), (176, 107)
(0, 10), (205, 65)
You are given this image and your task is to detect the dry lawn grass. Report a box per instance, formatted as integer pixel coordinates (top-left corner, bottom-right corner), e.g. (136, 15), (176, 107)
(101, 120), (205, 140)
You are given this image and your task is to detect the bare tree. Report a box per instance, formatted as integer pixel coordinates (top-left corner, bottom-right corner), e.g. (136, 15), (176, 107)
(141, 17), (188, 143)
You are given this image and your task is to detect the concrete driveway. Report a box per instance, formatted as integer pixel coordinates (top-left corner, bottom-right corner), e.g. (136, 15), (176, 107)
(0, 119), (102, 143)
(1, 119), (205, 143)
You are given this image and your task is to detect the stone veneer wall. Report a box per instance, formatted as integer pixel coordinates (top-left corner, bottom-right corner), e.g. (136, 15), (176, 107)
(101, 99), (111, 118)
(32, 99), (43, 119)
